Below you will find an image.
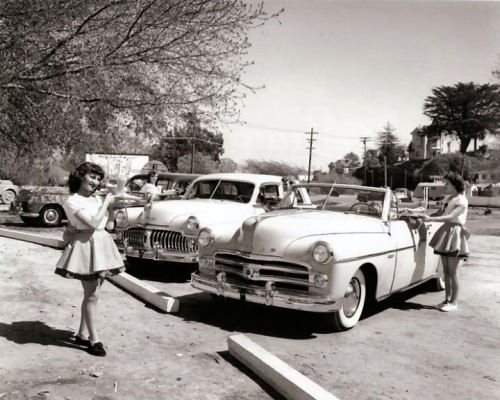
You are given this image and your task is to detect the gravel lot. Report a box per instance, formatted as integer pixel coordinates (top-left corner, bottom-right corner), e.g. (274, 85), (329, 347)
(1, 205), (499, 400)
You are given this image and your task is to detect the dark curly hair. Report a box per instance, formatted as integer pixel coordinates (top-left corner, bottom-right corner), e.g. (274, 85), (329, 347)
(68, 162), (105, 193)
(146, 169), (158, 183)
(444, 171), (465, 194)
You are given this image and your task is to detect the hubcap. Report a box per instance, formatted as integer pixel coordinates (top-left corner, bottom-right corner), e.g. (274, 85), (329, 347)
(45, 210), (58, 222)
(3, 191), (14, 203)
(343, 278), (361, 317)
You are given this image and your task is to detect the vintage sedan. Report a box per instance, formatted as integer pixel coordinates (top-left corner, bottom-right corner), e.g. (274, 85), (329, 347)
(191, 183), (444, 331)
(114, 173), (286, 264)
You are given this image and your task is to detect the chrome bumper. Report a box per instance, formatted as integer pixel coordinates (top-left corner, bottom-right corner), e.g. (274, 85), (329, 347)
(124, 246), (198, 263)
(191, 272), (339, 312)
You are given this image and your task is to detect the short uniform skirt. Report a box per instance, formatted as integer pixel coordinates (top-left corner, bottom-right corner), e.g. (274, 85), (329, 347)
(55, 229), (125, 281)
(429, 222), (470, 259)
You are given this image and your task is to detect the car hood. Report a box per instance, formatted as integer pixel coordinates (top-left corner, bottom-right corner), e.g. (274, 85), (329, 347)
(232, 209), (386, 256)
(139, 199), (253, 227)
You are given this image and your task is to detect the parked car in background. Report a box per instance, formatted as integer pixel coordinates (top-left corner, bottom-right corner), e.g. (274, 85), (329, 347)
(11, 173), (199, 227)
(114, 173), (287, 264)
(11, 186), (70, 226)
(192, 183), (444, 331)
(413, 182), (446, 201)
(0, 180), (19, 204)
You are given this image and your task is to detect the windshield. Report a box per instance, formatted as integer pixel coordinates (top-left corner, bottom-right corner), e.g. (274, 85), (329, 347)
(278, 184), (386, 218)
(185, 180), (255, 203)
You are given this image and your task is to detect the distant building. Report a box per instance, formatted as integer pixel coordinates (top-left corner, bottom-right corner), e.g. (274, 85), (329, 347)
(408, 128), (500, 160)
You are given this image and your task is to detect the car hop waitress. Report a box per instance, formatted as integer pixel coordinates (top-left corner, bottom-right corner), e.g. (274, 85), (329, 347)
(55, 162), (124, 356)
(424, 172), (470, 312)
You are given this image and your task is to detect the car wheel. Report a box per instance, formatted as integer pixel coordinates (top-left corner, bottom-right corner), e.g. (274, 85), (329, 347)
(1, 189), (16, 204)
(331, 269), (366, 331)
(40, 206), (63, 227)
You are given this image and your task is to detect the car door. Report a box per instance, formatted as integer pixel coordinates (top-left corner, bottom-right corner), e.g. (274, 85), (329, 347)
(386, 194), (420, 292)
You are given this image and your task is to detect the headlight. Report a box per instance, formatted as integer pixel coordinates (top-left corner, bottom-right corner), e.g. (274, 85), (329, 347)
(115, 210), (127, 227)
(198, 229), (214, 247)
(312, 241), (333, 263)
(186, 216), (199, 231)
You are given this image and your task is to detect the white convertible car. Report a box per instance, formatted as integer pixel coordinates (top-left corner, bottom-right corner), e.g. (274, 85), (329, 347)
(114, 173), (285, 264)
(191, 183), (444, 330)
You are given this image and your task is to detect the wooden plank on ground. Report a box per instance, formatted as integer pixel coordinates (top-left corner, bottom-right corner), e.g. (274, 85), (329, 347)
(108, 272), (179, 313)
(0, 228), (65, 249)
(228, 334), (340, 400)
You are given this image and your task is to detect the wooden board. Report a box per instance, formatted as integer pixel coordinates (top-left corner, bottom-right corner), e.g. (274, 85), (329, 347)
(108, 272), (179, 313)
(0, 228), (65, 248)
(228, 334), (340, 400)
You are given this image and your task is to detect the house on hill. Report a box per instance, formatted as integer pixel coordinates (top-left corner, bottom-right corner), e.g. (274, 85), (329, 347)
(408, 128), (500, 160)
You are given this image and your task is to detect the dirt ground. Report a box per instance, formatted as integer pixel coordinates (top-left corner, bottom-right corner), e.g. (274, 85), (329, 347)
(0, 206), (499, 400)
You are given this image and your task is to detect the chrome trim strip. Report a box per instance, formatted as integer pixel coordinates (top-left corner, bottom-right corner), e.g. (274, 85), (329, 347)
(335, 245), (415, 264)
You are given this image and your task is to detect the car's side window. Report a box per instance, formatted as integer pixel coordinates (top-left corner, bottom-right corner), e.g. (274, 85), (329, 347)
(257, 184), (279, 204)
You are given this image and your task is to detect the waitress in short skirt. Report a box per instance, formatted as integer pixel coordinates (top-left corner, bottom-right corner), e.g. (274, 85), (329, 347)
(55, 162), (125, 356)
(424, 172), (470, 312)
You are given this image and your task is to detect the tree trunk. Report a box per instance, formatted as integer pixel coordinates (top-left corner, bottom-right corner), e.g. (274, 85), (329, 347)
(460, 137), (471, 153)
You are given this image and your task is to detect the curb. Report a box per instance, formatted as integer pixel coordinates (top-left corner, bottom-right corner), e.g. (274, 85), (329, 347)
(0, 228), (65, 248)
(108, 272), (179, 313)
(228, 334), (340, 400)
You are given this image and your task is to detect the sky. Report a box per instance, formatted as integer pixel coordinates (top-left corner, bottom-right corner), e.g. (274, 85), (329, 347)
(221, 0), (500, 171)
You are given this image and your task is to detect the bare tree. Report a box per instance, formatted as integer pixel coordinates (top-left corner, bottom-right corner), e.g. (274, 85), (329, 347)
(0, 0), (281, 178)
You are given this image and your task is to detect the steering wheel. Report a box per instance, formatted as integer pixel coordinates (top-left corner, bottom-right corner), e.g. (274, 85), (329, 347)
(349, 202), (379, 215)
(234, 195), (250, 203)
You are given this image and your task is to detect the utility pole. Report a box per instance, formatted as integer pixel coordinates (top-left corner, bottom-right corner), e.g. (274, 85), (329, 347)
(191, 142), (195, 173)
(360, 137), (371, 186)
(305, 128), (318, 183)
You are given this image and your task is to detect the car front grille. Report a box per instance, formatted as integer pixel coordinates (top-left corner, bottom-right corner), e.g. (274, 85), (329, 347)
(213, 253), (311, 292)
(123, 227), (197, 253)
(149, 229), (197, 252)
(125, 227), (147, 248)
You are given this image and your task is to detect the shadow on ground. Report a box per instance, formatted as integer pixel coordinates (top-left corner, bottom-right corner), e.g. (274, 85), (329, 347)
(175, 279), (443, 338)
(125, 259), (194, 283)
(0, 320), (83, 350)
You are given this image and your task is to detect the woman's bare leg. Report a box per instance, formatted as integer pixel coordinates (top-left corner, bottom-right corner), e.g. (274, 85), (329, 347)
(80, 277), (105, 344)
(447, 257), (461, 304)
(77, 302), (88, 339)
(441, 256), (451, 303)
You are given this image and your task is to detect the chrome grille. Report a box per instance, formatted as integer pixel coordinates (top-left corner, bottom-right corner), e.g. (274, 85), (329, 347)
(150, 229), (197, 252)
(125, 227), (147, 247)
(214, 253), (311, 292)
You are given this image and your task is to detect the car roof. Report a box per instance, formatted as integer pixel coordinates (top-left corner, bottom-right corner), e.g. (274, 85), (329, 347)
(193, 173), (283, 185)
(130, 172), (200, 180)
(416, 182), (445, 187)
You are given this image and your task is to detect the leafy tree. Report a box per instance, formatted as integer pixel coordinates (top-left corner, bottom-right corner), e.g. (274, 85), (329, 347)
(242, 160), (306, 177)
(150, 113), (224, 172)
(220, 158), (239, 173)
(376, 122), (406, 164)
(0, 0), (281, 178)
(423, 82), (500, 153)
(363, 149), (380, 168)
(177, 153), (220, 174)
